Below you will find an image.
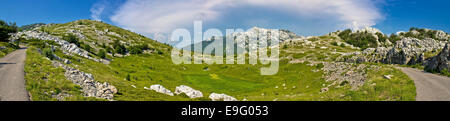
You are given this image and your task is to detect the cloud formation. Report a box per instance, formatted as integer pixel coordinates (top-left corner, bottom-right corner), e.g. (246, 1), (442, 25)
(90, 1), (106, 21)
(103, 0), (383, 40)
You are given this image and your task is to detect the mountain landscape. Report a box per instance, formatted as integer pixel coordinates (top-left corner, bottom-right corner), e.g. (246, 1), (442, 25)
(1, 19), (449, 101)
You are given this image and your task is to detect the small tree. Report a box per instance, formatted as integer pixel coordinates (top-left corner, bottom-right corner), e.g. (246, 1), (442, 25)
(83, 44), (92, 53)
(63, 34), (79, 46)
(331, 41), (338, 46)
(0, 20), (18, 42)
(115, 44), (126, 55)
(129, 45), (144, 54)
(112, 40), (127, 55)
(98, 49), (106, 59)
(43, 48), (54, 60)
(126, 73), (131, 81)
(105, 46), (112, 53)
(157, 50), (163, 55)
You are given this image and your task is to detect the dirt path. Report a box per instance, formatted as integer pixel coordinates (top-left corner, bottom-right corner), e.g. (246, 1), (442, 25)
(399, 67), (450, 101)
(0, 47), (29, 101)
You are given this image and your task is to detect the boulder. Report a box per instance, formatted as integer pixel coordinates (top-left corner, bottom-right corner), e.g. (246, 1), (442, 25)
(384, 75), (393, 80)
(145, 84), (174, 96)
(425, 42), (450, 73)
(209, 93), (238, 101)
(320, 87), (329, 93)
(174, 85), (203, 98)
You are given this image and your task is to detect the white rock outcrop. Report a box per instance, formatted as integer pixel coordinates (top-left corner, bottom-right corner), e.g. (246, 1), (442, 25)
(174, 85), (203, 98)
(343, 37), (446, 65)
(209, 93), (238, 101)
(10, 30), (103, 62)
(52, 61), (117, 100)
(425, 42), (450, 73)
(145, 84), (174, 96)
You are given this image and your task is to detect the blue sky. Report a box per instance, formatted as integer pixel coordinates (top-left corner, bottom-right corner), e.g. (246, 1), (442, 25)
(1, 0), (449, 42)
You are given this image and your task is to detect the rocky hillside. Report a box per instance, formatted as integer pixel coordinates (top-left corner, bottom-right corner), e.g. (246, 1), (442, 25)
(14, 20), (170, 57)
(11, 20), (172, 100)
(328, 27), (391, 50)
(337, 27), (449, 76)
(424, 42), (450, 74)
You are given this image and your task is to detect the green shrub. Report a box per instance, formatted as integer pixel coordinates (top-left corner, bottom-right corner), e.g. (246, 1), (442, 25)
(42, 48), (54, 60)
(113, 40), (127, 55)
(126, 73), (131, 81)
(376, 32), (388, 43)
(331, 41), (338, 46)
(5, 42), (20, 49)
(440, 69), (450, 77)
(27, 39), (47, 48)
(129, 44), (150, 55)
(105, 46), (113, 53)
(389, 34), (401, 43)
(62, 34), (80, 46)
(98, 49), (106, 59)
(316, 63), (324, 69)
(402, 27), (447, 41)
(83, 44), (92, 53)
(129, 47), (142, 54)
(338, 29), (378, 50)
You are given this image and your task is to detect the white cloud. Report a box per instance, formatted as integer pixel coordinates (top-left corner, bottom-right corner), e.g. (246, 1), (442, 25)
(107, 0), (383, 40)
(90, 1), (106, 21)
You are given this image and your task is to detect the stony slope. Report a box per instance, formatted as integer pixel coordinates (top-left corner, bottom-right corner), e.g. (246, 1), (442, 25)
(336, 27), (450, 76)
(33, 20), (170, 57)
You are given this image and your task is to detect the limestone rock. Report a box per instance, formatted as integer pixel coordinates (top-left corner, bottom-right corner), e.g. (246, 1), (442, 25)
(174, 85), (203, 98)
(424, 42), (450, 73)
(10, 30), (102, 62)
(384, 75), (393, 80)
(66, 29), (86, 40)
(209, 93), (238, 101)
(343, 37), (446, 65)
(320, 87), (329, 93)
(321, 62), (368, 90)
(146, 84), (174, 96)
(52, 61), (117, 100)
